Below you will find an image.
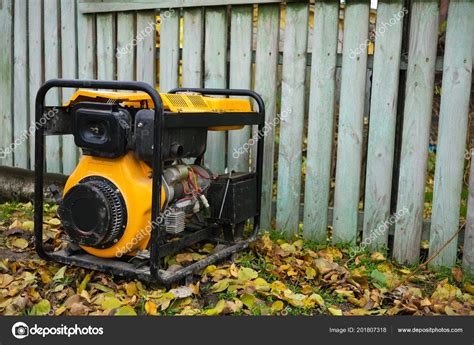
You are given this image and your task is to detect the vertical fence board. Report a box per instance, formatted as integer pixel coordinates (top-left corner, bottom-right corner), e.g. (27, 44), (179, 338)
(204, 7), (227, 173)
(303, 0), (339, 242)
(332, 1), (369, 244)
(0, 0), (13, 167)
(393, 0), (438, 264)
(136, 11), (156, 86)
(254, 4), (280, 230)
(159, 8), (180, 91)
(61, 0), (78, 174)
(96, 13), (115, 80)
(362, 0), (404, 249)
(77, 11), (95, 80)
(28, 0), (43, 169)
(228, 5), (253, 173)
(117, 12), (136, 81)
(13, 0), (29, 169)
(44, 0), (62, 173)
(429, 0), (474, 269)
(464, 150), (474, 273)
(276, 3), (309, 236)
(182, 8), (203, 88)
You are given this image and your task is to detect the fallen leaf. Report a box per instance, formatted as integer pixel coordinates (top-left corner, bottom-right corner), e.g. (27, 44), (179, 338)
(238, 267), (258, 282)
(271, 300), (284, 313)
(12, 238), (29, 250)
(145, 301), (158, 315)
(328, 307), (342, 316)
(114, 306), (137, 316)
(101, 297), (122, 310)
(202, 300), (226, 316)
(169, 286), (193, 298)
(30, 299), (51, 316)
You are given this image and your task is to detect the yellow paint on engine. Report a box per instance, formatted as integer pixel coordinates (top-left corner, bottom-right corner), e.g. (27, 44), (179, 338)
(65, 89), (253, 131)
(64, 152), (165, 258)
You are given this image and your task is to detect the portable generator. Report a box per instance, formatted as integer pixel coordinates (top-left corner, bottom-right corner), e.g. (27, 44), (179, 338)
(34, 79), (265, 285)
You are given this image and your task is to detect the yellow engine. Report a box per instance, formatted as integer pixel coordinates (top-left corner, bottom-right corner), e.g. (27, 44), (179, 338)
(57, 89), (252, 258)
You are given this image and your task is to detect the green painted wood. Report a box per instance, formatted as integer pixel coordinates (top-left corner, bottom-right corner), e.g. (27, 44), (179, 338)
(228, 5), (253, 173)
(393, 0), (439, 265)
(429, 0), (474, 269)
(136, 11), (157, 86)
(79, 0), (305, 13)
(117, 12), (136, 81)
(332, 1), (370, 244)
(77, 11), (96, 80)
(276, 2), (309, 236)
(159, 8), (180, 92)
(27, 0), (43, 170)
(96, 13), (115, 80)
(362, 0), (405, 249)
(13, 0), (29, 169)
(303, 0), (339, 242)
(464, 150), (474, 273)
(61, 0), (79, 175)
(204, 7), (227, 173)
(0, 0), (13, 167)
(182, 8), (203, 88)
(254, 4), (280, 231)
(44, 0), (62, 173)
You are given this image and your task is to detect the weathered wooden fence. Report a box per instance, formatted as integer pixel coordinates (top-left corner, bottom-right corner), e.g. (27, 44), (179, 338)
(0, 0), (473, 271)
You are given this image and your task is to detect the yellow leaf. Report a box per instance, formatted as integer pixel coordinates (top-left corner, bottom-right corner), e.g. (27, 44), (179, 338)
(47, 218), (61, 226)
(12, 238), (29, 249)
(334, 289), (354, 298)
(240, 294), (256, 309)
(229, 263), (239, 278)
(463, 283), (474, 294)
(431, 283), (462, 302)
(271, 300), (284, 313)
(115, 306), (137, 316)
(398, 267), (411, 275)
(328, 307), (343, 316)
(252, 278), (270, 292)
(306, 293), (325, 308)
(125, 282), (138, 296)
(77, 273), (92, 294)
(55, 306), (66, 315)
(238, 267), (258, 282)
(370, 252), (386, 261)
(349, 308), (370, 316)
(201, 243), (215, 253)
(280, 243), (296, 253)
(21, 221), (34, 231)
(444, 306), (457, 316)
(145, 301), (158, 315)
(293, 239), (304, 249)
(202, 265), (217, 275)
(202, 300), (226, 316)
(211, 279), (230, 293)
(101, 297), (122, 310)
(305, 267), (316, 279)
(176, 253), (194, 265)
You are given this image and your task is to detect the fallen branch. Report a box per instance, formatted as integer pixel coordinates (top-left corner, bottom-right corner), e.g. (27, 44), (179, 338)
(391, 223), (465, 290)
(0, 166), (67, 202)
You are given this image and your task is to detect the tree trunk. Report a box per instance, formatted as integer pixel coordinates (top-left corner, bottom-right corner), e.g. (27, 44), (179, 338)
(0, 166), (67, 202)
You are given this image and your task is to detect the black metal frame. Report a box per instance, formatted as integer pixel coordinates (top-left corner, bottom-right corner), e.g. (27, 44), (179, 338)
(34, 80), (265, 285)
